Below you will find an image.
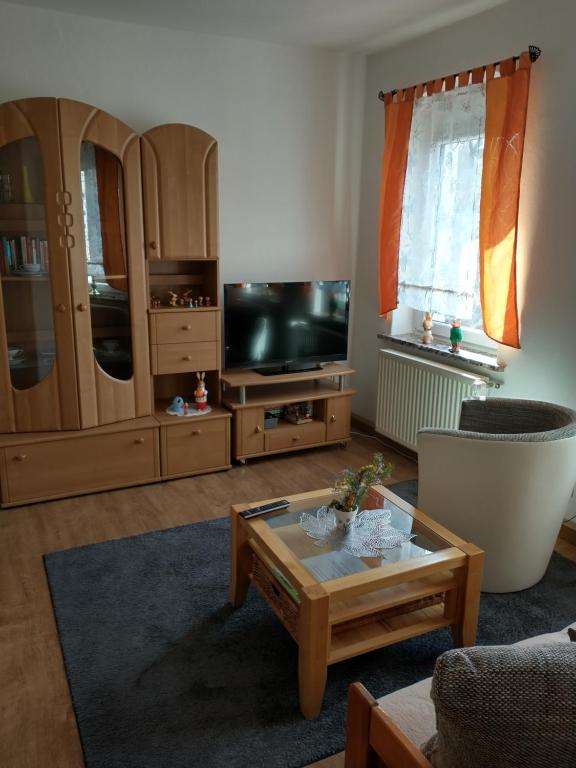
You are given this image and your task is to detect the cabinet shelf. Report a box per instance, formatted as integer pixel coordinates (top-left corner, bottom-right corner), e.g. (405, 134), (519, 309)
(223, 382), (355, 410)
(1, 274), (49, 282)
(154, 403), (230, 425)
(148, 306), (218, 314)
(148, 274), (204, 286)
(221, 363), (354, 389)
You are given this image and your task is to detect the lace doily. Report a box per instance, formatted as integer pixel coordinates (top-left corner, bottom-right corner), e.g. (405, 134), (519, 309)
(299, 506), (415, 558)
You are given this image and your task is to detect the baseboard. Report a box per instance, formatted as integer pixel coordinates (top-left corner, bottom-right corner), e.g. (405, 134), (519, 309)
(351, 413), (418, 463)
(559, 521), (576, 547)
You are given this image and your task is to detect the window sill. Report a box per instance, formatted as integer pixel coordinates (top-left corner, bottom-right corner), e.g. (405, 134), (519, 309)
(377, 332), (505, 373)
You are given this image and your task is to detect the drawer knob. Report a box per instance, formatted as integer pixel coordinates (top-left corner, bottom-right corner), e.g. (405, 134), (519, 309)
(292, 435), (301, 442)
(330, 415), (336, 423)
(13, 454), (27, 461)
(182, 325), (192, 331)
(255, 425), (263, 434)
(134, 437), (145, 444)
(77, 303), (88, 312)
(182, 355), (193, 361)
(192, 429), (202, 436)
(55, 303), (67, 313)
(149, 241), (157, 250)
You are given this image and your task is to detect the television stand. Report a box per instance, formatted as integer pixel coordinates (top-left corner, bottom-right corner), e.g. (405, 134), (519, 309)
(221, 363), (355, 462)
(254, 363), (323, 376)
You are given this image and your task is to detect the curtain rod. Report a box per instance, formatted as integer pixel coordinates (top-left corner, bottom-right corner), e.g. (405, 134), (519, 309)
(378, 44), (542, 101)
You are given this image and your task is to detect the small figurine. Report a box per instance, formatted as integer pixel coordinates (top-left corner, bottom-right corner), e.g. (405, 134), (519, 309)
(150, 294), (161, 309)
(188, 298), (194, 308)
(167, 291), (178, 308)
(194, 371), (208, 410)
(422, 312), (434, 345)
(166, 395), (185, 416)
(205, 296), (211, 307)
(449, 319), (463, 353)
(198, 296), (204, 307)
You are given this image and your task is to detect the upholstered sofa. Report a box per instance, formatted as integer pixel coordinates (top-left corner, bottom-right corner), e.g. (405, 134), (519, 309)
(345, 621), (576, 768)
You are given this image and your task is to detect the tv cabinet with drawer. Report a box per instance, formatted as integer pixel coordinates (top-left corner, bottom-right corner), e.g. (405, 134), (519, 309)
(221, 364), (354, 463)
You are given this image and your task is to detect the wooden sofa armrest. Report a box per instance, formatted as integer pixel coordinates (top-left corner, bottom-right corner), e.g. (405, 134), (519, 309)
(345, 683), (433, 768)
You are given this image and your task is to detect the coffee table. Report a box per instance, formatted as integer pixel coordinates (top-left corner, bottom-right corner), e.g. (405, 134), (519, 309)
(230, 484), (484, 718)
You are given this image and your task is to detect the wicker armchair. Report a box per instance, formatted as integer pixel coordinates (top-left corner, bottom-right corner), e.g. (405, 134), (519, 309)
(417, 398), (576, 592)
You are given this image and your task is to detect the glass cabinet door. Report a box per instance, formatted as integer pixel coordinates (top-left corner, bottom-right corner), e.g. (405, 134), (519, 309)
(80, 141), (133, 381)
(0, 136), (56, 390)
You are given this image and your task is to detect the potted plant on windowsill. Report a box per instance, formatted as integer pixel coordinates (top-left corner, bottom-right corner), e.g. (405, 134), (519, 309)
(330, 452), (393, 530)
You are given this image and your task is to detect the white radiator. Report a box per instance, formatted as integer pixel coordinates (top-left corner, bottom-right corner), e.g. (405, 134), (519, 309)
(376, 349), (490, 452)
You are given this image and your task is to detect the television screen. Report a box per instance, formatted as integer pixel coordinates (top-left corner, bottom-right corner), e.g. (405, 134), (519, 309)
(224, 280), (350, 371)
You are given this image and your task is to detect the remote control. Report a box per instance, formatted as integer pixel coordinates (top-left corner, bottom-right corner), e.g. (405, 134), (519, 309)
(239, 499), (290, 519)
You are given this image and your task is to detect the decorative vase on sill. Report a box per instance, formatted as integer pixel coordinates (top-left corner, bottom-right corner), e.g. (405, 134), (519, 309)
(329, 452), (393, 531)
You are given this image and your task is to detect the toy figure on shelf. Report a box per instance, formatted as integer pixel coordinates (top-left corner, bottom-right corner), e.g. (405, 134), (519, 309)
(150, 294), (161, 309)
(179, 289), (194, 308)
(198, 296), (204, 307)
(166, 395), (186, 416)
(194, 371), (208, 410)
(422, 312), (434, 345)
(449, 319), (463, 353)
(167, 291), (178, 307)
(205, 296), (211, 307)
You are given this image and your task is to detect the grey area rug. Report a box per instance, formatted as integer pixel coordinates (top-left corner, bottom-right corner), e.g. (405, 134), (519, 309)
(44, 480), (576, 768)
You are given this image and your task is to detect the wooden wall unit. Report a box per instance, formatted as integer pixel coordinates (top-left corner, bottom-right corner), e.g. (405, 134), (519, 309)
(0, 100), (230, 507)
(142, 122), (230, 483)
(0, 100), (350, 506)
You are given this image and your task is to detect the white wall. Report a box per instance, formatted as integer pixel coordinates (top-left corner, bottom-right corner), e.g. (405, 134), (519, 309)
(0, 1), (365, 287)
(352, 0), (576, 422)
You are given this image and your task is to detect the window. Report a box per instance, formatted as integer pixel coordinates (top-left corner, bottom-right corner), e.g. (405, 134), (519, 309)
(397, 83), (486, 332)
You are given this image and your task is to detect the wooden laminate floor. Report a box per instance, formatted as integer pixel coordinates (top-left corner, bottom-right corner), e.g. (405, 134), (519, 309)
(0, 435), (417, 768)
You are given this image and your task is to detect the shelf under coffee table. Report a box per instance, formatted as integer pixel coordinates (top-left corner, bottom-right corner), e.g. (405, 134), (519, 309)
(230, 484), (484, 719)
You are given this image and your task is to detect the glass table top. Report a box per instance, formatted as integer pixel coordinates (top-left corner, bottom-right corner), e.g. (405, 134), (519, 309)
(261, 489), (452, 583)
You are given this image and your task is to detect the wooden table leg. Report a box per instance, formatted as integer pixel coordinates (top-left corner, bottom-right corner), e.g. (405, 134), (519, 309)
(298, 585), (330, 719)
(230, 508), (252, 607)
(452, 543), (484, 647)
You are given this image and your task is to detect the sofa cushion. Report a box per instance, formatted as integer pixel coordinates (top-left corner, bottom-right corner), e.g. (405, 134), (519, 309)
(377, 677), (435, 748)
(375, 623), (576, 753)
(422, 643), (576, 768)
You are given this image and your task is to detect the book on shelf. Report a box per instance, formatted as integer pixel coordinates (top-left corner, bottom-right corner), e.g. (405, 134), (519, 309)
(0, 235), (49, 275)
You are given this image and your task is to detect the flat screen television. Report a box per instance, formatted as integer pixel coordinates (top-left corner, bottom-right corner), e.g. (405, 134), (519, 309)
(224, 280), (350, 373)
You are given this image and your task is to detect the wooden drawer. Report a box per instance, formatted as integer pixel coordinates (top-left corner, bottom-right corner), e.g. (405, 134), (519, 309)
(1, 428), (158, 504)
(151, 341), (219, 374)
(149, 310), (219, 345)
(265, 421), (326, 452)
(162, 416), (230, 476)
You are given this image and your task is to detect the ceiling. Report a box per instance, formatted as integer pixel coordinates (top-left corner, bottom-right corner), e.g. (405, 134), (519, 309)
(4, 0), (510, 51)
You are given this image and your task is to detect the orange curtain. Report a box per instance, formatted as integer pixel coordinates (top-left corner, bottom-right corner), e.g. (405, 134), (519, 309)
(479, 52), (532, 348)
(378, 91), (414, 316)
(94, 146), (127, 292)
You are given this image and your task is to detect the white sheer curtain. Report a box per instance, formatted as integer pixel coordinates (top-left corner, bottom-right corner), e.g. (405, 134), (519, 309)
(397, 83), (486, 324)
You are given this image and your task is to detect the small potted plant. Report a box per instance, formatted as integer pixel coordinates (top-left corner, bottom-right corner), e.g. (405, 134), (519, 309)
(330, 452), (393, 530)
